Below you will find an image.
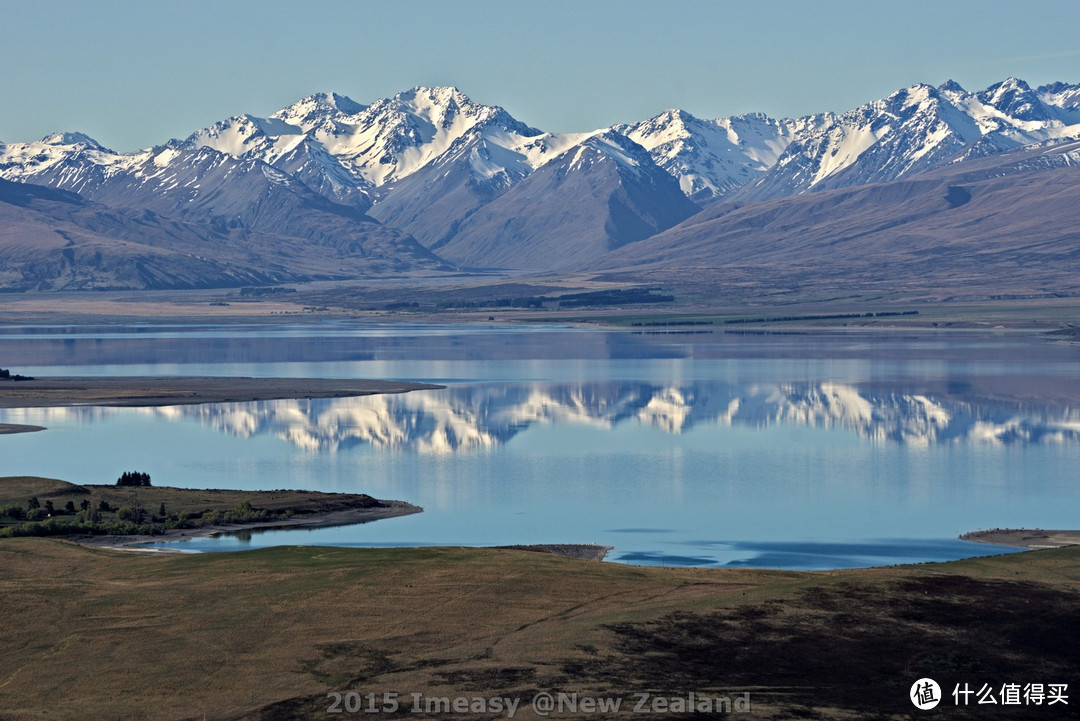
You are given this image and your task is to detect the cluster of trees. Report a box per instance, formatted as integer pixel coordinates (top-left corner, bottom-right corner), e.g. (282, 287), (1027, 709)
(199, 500), (279, 526)
(0, 493), (156, 537)
(0, 473), (297, 538)
(0, 518), (155, 538)
(0, 497), (97, 525)
(437, 288), (676, 311)
(0, 500), (289, 538)
(116, 471), (152, 487)
(0, 368), (34, 381)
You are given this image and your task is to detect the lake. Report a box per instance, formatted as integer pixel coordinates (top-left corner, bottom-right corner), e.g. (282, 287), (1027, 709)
(2, 320), (1078, 569)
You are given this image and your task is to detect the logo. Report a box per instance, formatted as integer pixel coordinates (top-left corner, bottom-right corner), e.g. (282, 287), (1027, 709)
(911, 678), (942, 710)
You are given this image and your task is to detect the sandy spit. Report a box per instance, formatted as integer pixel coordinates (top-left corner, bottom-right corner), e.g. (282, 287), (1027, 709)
(0, 376), (443, 409)
(960, 528), (1080, 549)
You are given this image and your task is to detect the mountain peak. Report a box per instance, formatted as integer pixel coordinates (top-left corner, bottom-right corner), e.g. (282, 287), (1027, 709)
(1036, 81), (1080, 112)
(1037, 80), (1079, 95)
(981, 77), (1035, 99)
(978, 77), (1049, 121)
(391, 85), (490, 125)
(184, 113), (304, 160)
(938, 79), (966, 94)
(40, 131), (108, 150)
(389, 86), (537, 133)
(894, 82), (939, 102)
(580, 130), (654, 171)
(291, 91), (364, 114)
(999, 76), (1030, 90)
(322, 91), (365, 114)
(657, 108), (706, 130)
(272, 91), (366, 128)
(403, 85), (469, 102)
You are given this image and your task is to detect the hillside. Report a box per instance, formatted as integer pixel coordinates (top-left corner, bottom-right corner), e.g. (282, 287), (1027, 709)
(1, 536), (1077, 719)
(596, 139), (1080, 297)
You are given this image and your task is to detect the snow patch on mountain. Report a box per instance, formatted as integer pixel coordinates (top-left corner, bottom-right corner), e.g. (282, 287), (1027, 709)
(740, 79), (1080, 200)
(272, 86), (544, 188)
(187, 114), (306, 162)
(4, 77), (1080, 250)
(617, 109), (831, 201)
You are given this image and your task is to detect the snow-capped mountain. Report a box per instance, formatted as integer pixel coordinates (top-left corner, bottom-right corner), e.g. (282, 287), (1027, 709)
(740, 78), (1080, 200)
(96, 145), (447, 274)
(3, 77), (1080, 285)
(271, 86), (544, 189)
(429, 130), (700, 269)
(7, 79), (1080, 210)
(599, 136), (1080, 300)
(0, 132), (138, 196)
(185, 112), (373, 209)
(0, 135), (448, 287)
(1037, 81), (1080, 118)
(616, 110), (832, 202)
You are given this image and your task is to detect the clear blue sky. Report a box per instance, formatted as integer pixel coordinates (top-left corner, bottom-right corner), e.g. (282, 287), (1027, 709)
(2, 0), (1079, 152)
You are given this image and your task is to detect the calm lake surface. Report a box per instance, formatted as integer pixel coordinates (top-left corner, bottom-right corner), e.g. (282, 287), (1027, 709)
(3, 320), (1079, 569)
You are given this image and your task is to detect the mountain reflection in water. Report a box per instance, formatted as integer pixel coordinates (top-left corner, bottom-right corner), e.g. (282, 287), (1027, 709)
(105, 380), (1080, 452)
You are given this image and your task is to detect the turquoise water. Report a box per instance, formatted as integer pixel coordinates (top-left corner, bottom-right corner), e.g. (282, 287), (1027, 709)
(2, 322), (1077, 568)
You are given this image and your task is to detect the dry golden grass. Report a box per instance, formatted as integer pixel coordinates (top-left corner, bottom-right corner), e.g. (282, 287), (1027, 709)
(0, 537), (1078, 720)
(0, 539), (816, 720)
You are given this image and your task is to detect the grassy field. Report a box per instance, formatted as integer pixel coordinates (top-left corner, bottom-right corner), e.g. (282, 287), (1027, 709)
(0, 477), (400, 538)
(0, 476), (389, 517)
(4, 280), (1080, 332)
(1, 537), (1078, 720)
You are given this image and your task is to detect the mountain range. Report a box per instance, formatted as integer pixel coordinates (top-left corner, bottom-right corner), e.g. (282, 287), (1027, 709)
(2, 78), (1079, 290)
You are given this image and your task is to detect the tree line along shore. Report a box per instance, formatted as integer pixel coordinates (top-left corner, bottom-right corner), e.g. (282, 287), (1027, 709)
(0, 476), (419, 544)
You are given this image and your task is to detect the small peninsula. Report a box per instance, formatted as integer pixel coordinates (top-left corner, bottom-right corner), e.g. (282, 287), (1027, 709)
(0, 423), (45, 435)
(0, 375), (443, 409)
(0, 476), (420, 550)
(961, 528), (1080, 549)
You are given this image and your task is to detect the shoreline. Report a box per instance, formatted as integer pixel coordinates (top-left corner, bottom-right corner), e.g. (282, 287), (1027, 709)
(74, 500), (423, 553)
(961, 528), (1080, 549)
(493, 544), (614, 562)
(0, 423), (46, 435)
(0, 376), (444, 409)
(79, 517), (615, 562)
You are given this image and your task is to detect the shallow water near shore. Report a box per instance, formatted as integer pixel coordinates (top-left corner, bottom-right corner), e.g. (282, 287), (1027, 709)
(2, 321), (1077, 569)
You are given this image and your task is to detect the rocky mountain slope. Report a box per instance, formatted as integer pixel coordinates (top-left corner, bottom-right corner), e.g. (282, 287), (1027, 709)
(2, 78), (1079, 285)
(596, 139), (1080, 296)
(739, 78), (1080, 201)
(0, 177), (290, 290)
